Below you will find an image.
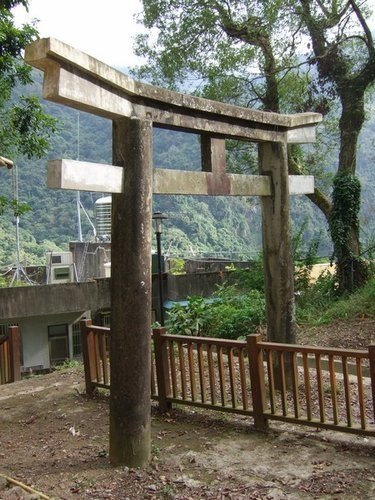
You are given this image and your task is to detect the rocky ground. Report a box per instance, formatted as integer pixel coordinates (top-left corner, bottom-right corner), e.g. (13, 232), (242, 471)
(0, 319), (374, 499)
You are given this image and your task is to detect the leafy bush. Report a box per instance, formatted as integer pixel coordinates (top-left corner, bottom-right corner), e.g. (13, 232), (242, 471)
(165, 286), (266, 339)
(206, 289), (265, 339)
(166, 296), (210, 336)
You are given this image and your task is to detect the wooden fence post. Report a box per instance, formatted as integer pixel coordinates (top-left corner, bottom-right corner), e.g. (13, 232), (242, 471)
(247, 334), (269, 430)
(153, 327), (172, 412)
(80, 319), (96, 395)
(369, 345), (375, 423)
(9, 326), (21, 382)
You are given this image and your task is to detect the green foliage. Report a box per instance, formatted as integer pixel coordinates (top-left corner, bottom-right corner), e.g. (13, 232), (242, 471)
(295, 271), (338, 324)
(297, 276), (375, 325)
(227, 261), (265, 293)
(0, 275), (8, 287)
(0, 196), (30, 216)
(329, 174), (361, 257)
(166, 281), (266, 340)
(54, 359), (83, 371)
(207, 287), (265, 339)
(168, 257), (186, 275)
(166, 296), (209, 336)
(6, 95), (57, 159)
(328, 173), (369, 291)
(0, 2), (57, 160)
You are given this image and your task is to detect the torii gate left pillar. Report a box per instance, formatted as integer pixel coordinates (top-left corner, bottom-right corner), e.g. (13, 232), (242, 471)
(110, 117), (153, 465)
(25, 38), (322, 467)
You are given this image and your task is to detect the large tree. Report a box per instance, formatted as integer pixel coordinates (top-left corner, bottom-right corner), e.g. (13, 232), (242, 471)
(0, 0), (55, 162)
(134, 0), (374, 292)
(297, 0), (374, 290)
(0, 0), (56, 216)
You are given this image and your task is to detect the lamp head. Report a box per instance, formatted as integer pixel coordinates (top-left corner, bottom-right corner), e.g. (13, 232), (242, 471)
(152, 211), (168, 233)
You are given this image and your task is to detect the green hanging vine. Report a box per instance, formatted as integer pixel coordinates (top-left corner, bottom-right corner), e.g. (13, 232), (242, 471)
(329, 173), (361, 259)
(328, 173), (370, 292)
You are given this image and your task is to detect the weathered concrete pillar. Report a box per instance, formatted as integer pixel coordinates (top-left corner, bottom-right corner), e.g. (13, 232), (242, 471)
(109, 117), (153, 467)
(259, 141), (295, 345)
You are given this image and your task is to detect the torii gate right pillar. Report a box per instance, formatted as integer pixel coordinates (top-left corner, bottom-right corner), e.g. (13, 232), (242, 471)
(259, 141), (295, 344)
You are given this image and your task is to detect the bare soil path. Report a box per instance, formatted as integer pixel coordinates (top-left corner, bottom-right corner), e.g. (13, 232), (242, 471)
(0, 320), (374, 499)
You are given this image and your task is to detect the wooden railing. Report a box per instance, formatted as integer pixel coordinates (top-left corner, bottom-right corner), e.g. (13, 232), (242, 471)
(80, 320), (375, 436)
(0, 326), (21, 385)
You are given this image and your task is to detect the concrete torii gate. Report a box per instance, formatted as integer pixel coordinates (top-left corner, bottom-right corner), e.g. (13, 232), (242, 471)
(25, 38), (322, 467)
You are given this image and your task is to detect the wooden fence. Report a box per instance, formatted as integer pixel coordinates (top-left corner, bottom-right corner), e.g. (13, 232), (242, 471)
(80, 320), (375, 437)
(0, 326), (21, 385)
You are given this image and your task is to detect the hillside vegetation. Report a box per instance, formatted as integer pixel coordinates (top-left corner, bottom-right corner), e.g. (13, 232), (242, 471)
(0, 71), (374, 268)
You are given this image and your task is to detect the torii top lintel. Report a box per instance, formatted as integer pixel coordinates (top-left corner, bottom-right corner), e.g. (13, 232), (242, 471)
(25, 38), (322, 144)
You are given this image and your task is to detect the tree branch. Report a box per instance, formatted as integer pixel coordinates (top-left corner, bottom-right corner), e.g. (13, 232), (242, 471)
(349, 0), (374, 53)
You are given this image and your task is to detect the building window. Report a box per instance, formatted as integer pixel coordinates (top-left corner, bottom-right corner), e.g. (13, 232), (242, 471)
(101, 312), (111, 327)
(53, 267), (70, 280)
(48, 324), (69, 365)
(72, 322), (82, 357)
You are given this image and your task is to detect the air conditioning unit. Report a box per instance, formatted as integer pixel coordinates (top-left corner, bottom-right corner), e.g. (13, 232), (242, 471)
(46, 252), (75, 284)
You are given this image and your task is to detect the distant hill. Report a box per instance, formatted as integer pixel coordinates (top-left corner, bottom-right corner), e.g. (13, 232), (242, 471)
(0, 69), (373, 268)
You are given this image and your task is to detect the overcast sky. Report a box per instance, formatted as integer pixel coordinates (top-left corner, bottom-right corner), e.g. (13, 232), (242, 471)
(13, 0), (145, 68)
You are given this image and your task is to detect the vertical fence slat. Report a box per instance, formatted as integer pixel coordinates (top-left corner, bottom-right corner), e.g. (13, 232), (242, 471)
(342, 355), (353, 427)
(266, 350), (276, 414)
(315, 353), (325, 423)
(4, 342), (10, 382)
(278, 352), (287, 417)
(291, 351), (300, 418)
(178, 342), (187, 400)
(328, 355), (338, 425)
(302, 353), (312, 421)
(0, 342), (6, 383)
(239, 347), (248, 410)
(187, 341), (197, 401)
(369, 345), (375, 425)
(197, 344), (206, 403)
(93, 333), (101, 382)
(228, 348), (237, 408)
(356, 358), (366, 429)
(99, 333), (109, 385)
(169, 340), (178, 398)
(247, 335), (268, 430)
(217, 346), (226, 406)
(207, 345), (216, 405)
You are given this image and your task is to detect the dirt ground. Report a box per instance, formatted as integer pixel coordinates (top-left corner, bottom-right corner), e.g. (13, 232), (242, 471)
(0, 320), (374, 499)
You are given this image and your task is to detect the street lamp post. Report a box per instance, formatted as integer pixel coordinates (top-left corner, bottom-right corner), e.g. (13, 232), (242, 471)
(152, 212), (168, 326)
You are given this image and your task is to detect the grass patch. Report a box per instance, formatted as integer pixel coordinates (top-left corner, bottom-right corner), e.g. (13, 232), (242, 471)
(297, 276), (375, 326)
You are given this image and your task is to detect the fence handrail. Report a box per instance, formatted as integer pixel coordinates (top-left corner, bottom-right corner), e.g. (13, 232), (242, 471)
(79, 324), (371, 359)
(258, 341), (369, 358)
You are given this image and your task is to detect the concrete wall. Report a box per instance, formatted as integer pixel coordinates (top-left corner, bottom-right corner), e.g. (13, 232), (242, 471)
(185, 259), (253, 274)
(0, 279), (110, 321)
(167, 270), (239, 301)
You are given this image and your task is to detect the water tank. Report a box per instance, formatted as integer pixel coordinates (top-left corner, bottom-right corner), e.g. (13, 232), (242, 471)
(95, 196), (112, 241)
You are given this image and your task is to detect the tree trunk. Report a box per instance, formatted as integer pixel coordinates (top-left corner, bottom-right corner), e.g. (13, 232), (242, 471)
(330, 89), (368, 291)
